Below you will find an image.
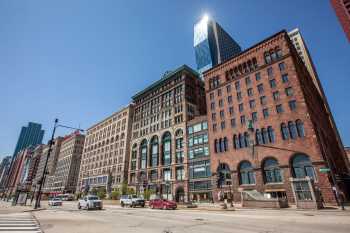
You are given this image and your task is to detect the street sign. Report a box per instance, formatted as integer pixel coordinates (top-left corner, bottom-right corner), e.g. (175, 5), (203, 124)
(319, 167), (330, 173)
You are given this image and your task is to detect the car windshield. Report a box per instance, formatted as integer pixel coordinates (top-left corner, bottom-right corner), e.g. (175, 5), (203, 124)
(53, 198), (61, 201)
(131, 195), (138, 198)
(88, 196), (99, 200)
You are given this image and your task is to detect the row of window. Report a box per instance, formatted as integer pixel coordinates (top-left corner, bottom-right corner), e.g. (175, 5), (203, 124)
(213, 120), (305, 153)
(217, 154), (316, 186)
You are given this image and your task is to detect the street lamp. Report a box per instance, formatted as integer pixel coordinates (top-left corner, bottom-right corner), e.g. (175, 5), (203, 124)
(166, 181), (170, 200)
(34, 118), (84, 209)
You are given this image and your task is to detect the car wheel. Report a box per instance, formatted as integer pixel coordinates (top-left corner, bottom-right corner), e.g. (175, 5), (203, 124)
(141, 204), (145, 208)
(121, 202), (124, 208)
(78, 204), (81, 209)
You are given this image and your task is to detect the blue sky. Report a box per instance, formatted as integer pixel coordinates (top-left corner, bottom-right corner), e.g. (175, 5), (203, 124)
(0, 0), (349, 158)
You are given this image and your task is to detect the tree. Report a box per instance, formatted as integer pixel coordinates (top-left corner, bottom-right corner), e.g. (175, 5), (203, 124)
(90, 187), (98, 195)
(143, 189), (155, 201)
(121, 181), (128, 195)
(96, 187), (106, 200)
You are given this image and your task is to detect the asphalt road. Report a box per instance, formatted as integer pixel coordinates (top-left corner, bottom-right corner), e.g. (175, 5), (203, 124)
(31, 201), (350, 233)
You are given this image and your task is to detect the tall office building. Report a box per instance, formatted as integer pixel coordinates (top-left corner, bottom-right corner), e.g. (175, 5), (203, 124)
(13, 122), (45, 158)
(289, 28), (348, 172)
(32, 137), (63, 194)
(0, 156), (11, 192)
(128, 65), (206, 202)
(204, 30), (350, 206)
(330, 0), (350, 42)
(78, 105), (134, 193)
(194, 15), (241, 75)
(52, 131), (85, 193)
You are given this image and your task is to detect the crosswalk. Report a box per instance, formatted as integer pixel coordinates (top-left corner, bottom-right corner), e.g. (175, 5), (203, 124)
(0, 212), (42, 232)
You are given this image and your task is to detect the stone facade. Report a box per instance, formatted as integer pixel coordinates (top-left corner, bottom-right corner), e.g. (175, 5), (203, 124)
(128, 65), (206, 202)
(203, 30), (350, 205)
(51, 131), (85, 193)
(32, 137), (63, 194)
(78, 105), (134, 192)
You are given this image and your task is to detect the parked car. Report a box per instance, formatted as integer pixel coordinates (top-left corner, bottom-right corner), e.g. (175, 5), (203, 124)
(57, 194), (74, 201)
(78, 195), (103, 210)
(149, 198), (177, 210)
(48, 198), (63, 206)
(120, 195), (145, 208)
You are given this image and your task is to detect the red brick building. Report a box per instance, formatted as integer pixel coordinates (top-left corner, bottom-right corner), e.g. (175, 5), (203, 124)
(204, 30), (350, 205)
(331, 0), (350, 42)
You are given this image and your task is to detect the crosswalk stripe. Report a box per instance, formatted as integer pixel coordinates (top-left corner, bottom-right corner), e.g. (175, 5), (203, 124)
(0, 213), (42, 232)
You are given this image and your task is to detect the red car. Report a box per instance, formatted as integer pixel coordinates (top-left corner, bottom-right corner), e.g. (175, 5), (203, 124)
(149, 198), (177, 210)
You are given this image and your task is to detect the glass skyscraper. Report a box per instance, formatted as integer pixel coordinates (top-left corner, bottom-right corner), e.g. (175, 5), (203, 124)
(12, 122), (44, 157)
(194, 16), (241, 75)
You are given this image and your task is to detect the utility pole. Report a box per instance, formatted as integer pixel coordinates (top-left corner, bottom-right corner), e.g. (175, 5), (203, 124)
(34, 119), (58, 209)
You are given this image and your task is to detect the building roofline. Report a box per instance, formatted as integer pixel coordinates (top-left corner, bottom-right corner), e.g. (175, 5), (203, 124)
(86, 104), (133, 132)
(132, 65), (199, 100)
(203, 30), (287, 76)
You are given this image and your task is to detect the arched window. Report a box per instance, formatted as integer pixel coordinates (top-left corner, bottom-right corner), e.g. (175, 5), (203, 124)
(223, 137), (228, 151)
(276, 47), (283, 58)
(175, 129), (183, 137)
(220, 138), (225, 152)
(263, 158), (282, 183)
(239, 133), (246, 148)
(267, 126), (275, 143)
(262, 128), (269, 144)
(264, 52), (271, 64)
(239, 161), (255, 185)
(244, 132), (250, 147)
(150, 136), (159, 167)
(270, 49), (277, 61)
(162, 132), (171, 166)
(140, 139), (147, 169)
(288, 121), (298, 139)
(291, 154), (316, 180)
(296, 120), (305, 137)
(233, 135), (240, 149)
(256, 129), (263, 145)
(217, 163), (232, 186)
(214, 139), (219, 153)
(281, 123), (289, 140)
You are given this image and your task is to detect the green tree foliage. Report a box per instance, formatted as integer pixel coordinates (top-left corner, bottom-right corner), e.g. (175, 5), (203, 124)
(96, 187), (106, 199)
(110, 190), (120, 200)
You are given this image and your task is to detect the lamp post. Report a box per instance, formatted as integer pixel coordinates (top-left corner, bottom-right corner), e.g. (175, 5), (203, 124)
(34, 119), (84, 209)
(166, 181), (170, 200)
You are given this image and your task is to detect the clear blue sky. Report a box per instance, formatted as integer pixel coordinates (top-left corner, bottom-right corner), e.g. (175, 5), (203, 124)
(0, 0), (349, 158)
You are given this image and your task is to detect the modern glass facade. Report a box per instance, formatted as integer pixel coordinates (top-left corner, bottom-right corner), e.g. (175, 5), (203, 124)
(187, 118), (212, 202)
(194, 16), (241, 75)
(13, 122), (44, 158)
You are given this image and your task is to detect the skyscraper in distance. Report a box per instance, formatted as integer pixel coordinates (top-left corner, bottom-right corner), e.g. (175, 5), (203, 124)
(194, 15), (241, 75)
(13, 122), (45, 158)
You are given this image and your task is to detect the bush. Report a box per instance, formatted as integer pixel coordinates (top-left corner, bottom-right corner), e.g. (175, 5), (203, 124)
(90, 187), (98, 195)
(126, 188), (135, 195)
(121, 182), (128, 195)
(143, 189), (155, 201)
(111, 190), (120, 200)
(96, 187), (106, 200)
